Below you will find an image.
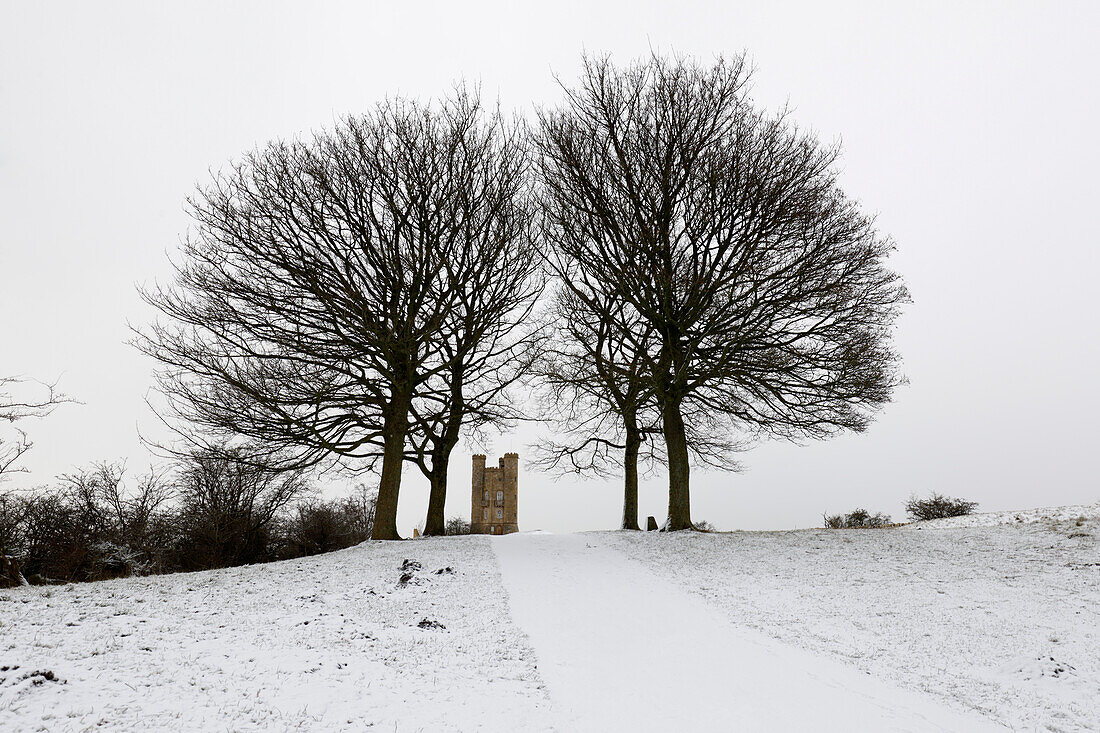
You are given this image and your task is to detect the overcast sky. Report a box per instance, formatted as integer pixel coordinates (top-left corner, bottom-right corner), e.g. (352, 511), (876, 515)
(2, 1), (1097, 533)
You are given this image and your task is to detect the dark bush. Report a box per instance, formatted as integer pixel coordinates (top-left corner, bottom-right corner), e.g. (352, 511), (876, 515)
(0, 462), (174, 582)
(1, 454), (381, 584)
(283, 502), (346, 556)
(444, 517), (471, 536)
(61, 462), (175, 577)
(337, 484), (377, 542)
(16, 492), (88, 581)
(280, 491), (375, 558)
(905, 492), (978, 521)
(0, 491), (29, 559)
(823, 508), (892, 529)
(171, 447), (308, 570)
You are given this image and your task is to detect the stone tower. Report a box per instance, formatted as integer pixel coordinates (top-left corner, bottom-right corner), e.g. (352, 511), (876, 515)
(470, 453), (518, 535)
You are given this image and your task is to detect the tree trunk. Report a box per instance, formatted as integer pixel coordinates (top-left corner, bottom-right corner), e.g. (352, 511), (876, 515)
(662, 396), (692, 531)
(621, 426), (642, 530)
(371, 398), (409, 540)
(421, 373), (464, 537)
(422, 460), (450, 536)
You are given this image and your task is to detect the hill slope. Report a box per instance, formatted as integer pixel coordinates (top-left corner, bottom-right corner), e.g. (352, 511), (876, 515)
(497, 532), (1002, 732)
(600, 515), (1100, 731)
(0, 537), (552, 732)
(2, 510), (1098, 731)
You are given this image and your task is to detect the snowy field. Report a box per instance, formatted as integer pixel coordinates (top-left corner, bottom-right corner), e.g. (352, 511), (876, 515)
(496, 532), (1001, 732)
(0, 536), (553, 732)
(2, 504), (1098, 731)
(600, 507), (1100, 732)
(907, 501), (1100, 529)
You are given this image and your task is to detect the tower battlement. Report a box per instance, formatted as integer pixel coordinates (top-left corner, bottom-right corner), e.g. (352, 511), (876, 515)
(470, 453), (519, 535)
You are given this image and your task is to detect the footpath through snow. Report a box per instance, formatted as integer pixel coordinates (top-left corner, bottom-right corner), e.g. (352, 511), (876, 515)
(493, 531), (1005, 732)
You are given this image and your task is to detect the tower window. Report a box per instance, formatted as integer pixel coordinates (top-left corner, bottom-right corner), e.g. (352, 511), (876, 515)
(482, 508), (488, 520)
(496, 508), (503, 519)
(496, 490), (503, 504)
(483, 490), (489, 502)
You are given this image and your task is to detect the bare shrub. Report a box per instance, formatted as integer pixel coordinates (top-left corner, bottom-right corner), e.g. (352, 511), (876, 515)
(444, 517), (471, 536)
(905, 492), (978, 521)
(0, 462), (175, 582)
(0, 491), (29, 556)
(60, 462), (174, 577)
(338, 484), (377, 543)
(281, 490), (375, 558)
(172, 447), (309, 570)
(15, 492), (88, 582)
(823, 508), (892, 529)
(2, 453), (383, 583)
(0, 552), (27, 587)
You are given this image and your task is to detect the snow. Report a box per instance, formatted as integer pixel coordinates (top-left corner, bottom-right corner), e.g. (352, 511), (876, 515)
(0, 536), (553, 732)
(904, 501), (1100, 529)
(493, 531), (1003, 732)
(2, 511), (1097, 731)
(599, 518), (1100, 731)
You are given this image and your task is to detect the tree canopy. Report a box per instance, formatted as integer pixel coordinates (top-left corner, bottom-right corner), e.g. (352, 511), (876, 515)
(139, 89), (541, 539)
(535, 53), (907, 529)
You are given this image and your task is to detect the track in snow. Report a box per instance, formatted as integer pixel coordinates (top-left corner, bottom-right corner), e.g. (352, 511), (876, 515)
(492, 532), (1005, 732)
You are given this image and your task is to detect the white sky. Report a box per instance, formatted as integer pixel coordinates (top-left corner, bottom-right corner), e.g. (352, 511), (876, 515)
(2, 1), (1098, 533)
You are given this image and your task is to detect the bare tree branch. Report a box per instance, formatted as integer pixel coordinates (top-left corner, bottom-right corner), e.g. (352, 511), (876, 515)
(0, 377), (74, 481)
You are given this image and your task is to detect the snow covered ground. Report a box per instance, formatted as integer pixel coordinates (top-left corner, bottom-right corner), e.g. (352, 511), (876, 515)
(2, 509), (1097, 731)
(495, 532), (1001, 732)
(600, 516), (1100, 732)
(906, 500), (1100, 529)
(0, 536), (553, 732)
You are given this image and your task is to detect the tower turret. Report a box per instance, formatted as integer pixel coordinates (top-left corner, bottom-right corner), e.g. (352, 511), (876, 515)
(471, 454), (487, 533)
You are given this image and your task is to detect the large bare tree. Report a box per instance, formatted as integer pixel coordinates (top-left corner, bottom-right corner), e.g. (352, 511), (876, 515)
(139, 90), (533, 539)
(537, 53), (908, 530)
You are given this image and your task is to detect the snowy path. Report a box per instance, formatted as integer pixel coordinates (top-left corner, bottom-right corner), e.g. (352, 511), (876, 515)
(493, 532), (1005, 732)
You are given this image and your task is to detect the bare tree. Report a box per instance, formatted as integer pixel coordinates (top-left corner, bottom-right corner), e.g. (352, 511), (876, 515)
(138, 89), (527, 539)
(532, 286), (660, 530)
(0, 377), (71, 481)
(409, 301), (545, 537)
(175, 445), (309, 569)
(399, 113), (546, 537)
(537, 53), (908, 530)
